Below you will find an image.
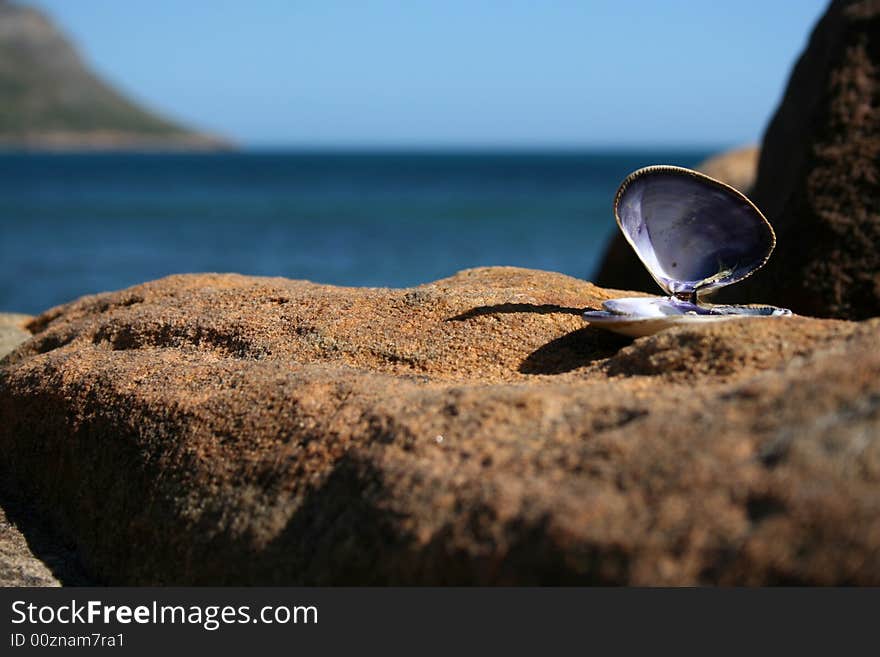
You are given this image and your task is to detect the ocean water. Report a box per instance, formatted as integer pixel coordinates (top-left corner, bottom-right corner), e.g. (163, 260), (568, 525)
(0, 150), (711, 314)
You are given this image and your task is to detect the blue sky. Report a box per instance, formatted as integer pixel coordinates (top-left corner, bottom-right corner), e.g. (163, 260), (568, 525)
(24, 0), (828, 148)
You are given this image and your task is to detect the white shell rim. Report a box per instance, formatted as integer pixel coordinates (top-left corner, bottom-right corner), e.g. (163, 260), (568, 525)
(583, 303), (793, 338)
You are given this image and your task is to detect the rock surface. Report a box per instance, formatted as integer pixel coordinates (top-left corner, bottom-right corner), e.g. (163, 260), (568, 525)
(726, 0), (880, 319)
(1, 269), (878, 585)
(593, 146), (761, 297)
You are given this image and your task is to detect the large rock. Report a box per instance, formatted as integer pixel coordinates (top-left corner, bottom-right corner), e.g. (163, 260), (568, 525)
(728, 0), (880, 319)
(0, 269), (878, 585)
(694, 146), (760, 194)
(593, 146), (760, 297)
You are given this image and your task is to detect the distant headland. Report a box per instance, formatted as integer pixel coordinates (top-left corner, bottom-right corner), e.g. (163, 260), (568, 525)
(0, 0), (230, 151)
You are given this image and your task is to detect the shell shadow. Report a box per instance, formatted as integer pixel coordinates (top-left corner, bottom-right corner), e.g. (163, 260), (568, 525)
(520, 327), (631, 375)
(447, 303), (630, 375)
(447, 303), (585, 321)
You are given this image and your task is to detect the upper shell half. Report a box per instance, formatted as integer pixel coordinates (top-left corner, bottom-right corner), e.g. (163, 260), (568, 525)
(614, 166), (776, 298)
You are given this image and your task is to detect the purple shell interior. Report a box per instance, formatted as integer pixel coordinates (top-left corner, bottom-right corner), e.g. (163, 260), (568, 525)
(615, 168), (774, 297)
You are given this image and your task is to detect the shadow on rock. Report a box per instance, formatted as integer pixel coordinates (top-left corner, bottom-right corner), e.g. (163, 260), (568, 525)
(520, 327), (631, 375)
(255, 453), (629, 585)
(0, 476), (95, 585)
(447, 303), (585, 321)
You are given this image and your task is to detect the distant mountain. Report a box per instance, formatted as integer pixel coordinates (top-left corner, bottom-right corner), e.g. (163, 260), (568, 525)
(0, 0), (228, 150)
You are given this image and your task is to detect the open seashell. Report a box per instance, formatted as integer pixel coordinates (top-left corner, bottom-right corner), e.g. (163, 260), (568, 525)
(584, 165), (791, 337)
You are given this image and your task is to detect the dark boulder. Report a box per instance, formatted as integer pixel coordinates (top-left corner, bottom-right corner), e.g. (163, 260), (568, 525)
(729, 0), (880, 319)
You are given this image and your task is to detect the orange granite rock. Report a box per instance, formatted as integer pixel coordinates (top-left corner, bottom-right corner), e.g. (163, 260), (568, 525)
(729, 0), (880, 319)
(0, 268), (878, 584)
